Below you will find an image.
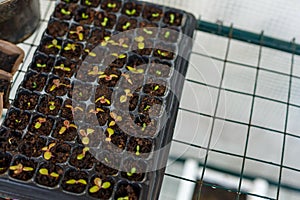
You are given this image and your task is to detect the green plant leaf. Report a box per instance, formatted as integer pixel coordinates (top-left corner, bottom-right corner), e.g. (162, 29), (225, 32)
(44, 151), (52, 160)
(78, 179), (87, 185)
(50, 172), (60, 178)
(35, 122), (42, 129)
(82, 136), (89, 145)
(59, 126), (67, 135)
(39, 168), (49, 175)
(89, 185), (100, 193)
(66, 179), (76, 184)
(102, 182), (111, 189)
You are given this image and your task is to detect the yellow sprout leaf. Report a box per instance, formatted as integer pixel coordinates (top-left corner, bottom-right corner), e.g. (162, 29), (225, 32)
(44, 151), (52, 160)
(50, 172), (60, 178)
(109, 121), (116, 127)
(78, 179), (87, 185)
(120, 95), (127, 103)
(66, 179), (76, 184)
(94, 178), (102, 186)
(87, 128), (94, 134)
(82, 137), (90, 145)
(77, 154), (85, 160)
(102, 182), (111, 189)
(107, 128), (114, 136)
(23, 167), (34, 172)
(39, 168), (49, 175)
(89, 185), (100, 193)
(59, 126), (67, 134)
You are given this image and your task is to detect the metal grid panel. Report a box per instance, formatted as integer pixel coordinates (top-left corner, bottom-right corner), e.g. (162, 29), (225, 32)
(2, 0), (300, 200)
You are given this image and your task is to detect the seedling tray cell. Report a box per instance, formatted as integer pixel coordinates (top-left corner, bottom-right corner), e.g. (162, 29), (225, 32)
(0, 0), (196, 199)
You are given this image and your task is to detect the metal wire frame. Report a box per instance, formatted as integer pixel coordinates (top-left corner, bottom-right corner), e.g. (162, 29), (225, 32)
(3, 0), (300, 200)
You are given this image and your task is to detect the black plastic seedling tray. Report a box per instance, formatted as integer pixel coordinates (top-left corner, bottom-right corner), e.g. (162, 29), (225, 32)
(0, 0), (196, 199)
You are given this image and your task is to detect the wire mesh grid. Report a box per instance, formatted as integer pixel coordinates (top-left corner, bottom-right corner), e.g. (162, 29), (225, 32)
(2, 0), (300, 200)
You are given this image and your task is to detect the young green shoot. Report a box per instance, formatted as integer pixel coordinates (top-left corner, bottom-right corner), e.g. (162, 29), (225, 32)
(82, 13), (89, 19)
(156, 70), (162, 76)
(64, 43), (77, 51)
(36, 63), (46, 68)
(89, 107), (104, 114)
(61, 8), (71, 15)
(49, 79), (71, 92)
(66, 179), (87, 185)
(157, 49), (169, 57)
(85, 0), (92, 6)
(89, 178), (111, 193)
(111, 53), (127, 59)
(122, 22), (131, 30)
(79, 128), (95, 145)
(34, 117), (46, 129)
(135, 145), (140, 156)
(32, 82), (37, 89)
(59, 120), (77, 135)
(39, 168), (59, 178)
(135, 36), (145, 50)
(143, 28), (153, 35)
(107, 3), (116, 8)
(121, 73), (133, 85)
(169, 13), (175, 24)
(105, 128), (114, 142)
(101, 17), (108, 27)
(126, 9), (136, 16)
(84, 49), (97, 57)
(49, 101), (56, 111)
(47, 39), (61, 50)
(95, 96), (111, 105)
(9, 163), (34, 175)
(120, 89), (133, 103)
(164, 31), (170, 39)
(144, 105), (151, 111)
(42, 143), (56, 160)
(142, 123), (147, 131)
(127, 66), (144, 74)
(65, 104), (84, 115)
(69, 26), (84, 41)
(117, 197), (129, 200)
(54, 63), (71, 72)
(154, 85), (160, 91)
(152, 13), (160, 18)
(99, 72), (118, 81)
(127, 167), (136, 177)
(77, 147), (90, 160)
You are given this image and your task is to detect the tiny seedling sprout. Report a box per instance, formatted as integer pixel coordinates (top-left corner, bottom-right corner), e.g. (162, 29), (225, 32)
(89, 178), (111, 193)
(136, 145), (140, 156)
(64, 43), (77, 51)
(69, 26), (84, 41)
(39, 168), (59, 178)
(9, 163), (34, 175)
(144, 105), (151, 111)
(127, 167), (137, 177)
(164, 31), (170, 39)
(85, 0), (92, 6)
(142, 123), (147, 131)
(59, 120), (77, 135)
(95, 96), (111, 105)
(143, 28), (153, 35)
(79, 128), (95, 145)
(105, 128), (114, 142)
(127, 66), (144, 74)
(169, 13), (175, 24)
(154, 85), (160, 91)
(122, 22), (131, 30)
(54, 63), (71, 72)
(82, 13), (89, 19)
(152, 13), (160, 18)
(42, 143), (56, 160)
(49, 101), (56, 111)
(34, 117), (46, 129)
(101, 17), (108, 27)
(118, 197), (129, 200)
(47, 39), (61, 50)
(32, 82), (38, 89)
(66, 179), (87, 185)
(61, 8), (71, 15)
(126, 9), (136, 16)
(84, 49), (97, 57)
(120, 89), (133, 103)
(77, 147), (90, 160)
(107, 3), (116, 8)
(36, 63), (46, 68)
(156, 70), (162, 75)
